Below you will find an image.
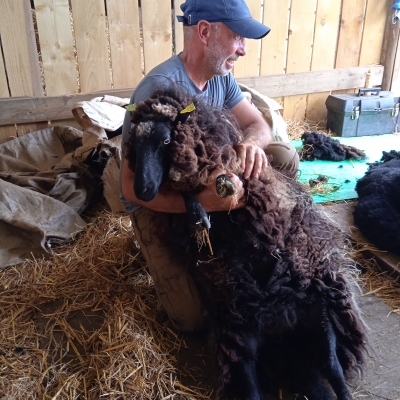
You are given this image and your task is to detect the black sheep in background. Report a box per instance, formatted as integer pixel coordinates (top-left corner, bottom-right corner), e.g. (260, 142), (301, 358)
(354, 150), (400, 255)
(124, 87), (368, 400)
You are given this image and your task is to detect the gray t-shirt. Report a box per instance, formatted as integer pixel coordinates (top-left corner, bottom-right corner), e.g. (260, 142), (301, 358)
(120, 54), (244, 213)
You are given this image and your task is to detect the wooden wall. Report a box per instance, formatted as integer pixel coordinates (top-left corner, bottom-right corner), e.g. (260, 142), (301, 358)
(0, 0), (389, 143)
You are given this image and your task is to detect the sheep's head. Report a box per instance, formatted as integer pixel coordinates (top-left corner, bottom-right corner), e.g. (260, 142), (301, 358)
(125, 85), (243, 200)
(125, 89), (198, 201)
(129, 118), (172, 202)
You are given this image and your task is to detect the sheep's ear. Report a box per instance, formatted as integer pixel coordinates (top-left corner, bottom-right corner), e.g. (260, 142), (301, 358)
(125, 104), (136, 112)
(175, 103), (196, 124)
(180, 103), (196, 114)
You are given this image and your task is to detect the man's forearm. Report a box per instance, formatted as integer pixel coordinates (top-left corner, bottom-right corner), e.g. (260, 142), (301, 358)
(241, 120), (272, 149)
(121, 162), (245, 214)
(121, 162), (187, 213)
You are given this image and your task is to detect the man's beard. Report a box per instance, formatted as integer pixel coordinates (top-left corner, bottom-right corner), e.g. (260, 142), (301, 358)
(208, 42), (237, 76)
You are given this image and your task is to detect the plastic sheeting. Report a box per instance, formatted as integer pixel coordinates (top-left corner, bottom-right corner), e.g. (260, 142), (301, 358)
(293, 134), (400, 203)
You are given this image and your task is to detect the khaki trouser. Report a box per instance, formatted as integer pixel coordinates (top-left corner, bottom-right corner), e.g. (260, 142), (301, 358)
(130, 142), (299, 332)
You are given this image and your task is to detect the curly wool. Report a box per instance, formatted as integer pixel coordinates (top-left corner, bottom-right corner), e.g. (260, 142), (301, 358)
(159, 169), (368, 399)
(354, 150), (400, 254)
(299, 131), (366, 161)
(125, 87), (242, 193)
(127, 87), (368, 399)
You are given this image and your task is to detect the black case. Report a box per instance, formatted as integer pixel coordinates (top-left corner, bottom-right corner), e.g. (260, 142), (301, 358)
(325, 88), (399, 137)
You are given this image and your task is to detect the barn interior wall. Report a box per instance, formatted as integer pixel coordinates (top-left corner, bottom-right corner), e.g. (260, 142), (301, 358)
(0, 0), (389, 143)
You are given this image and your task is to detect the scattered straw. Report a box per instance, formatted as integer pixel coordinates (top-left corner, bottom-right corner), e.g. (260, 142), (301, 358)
(306, 179), (340, 196)
(1, 201), (399, 399)
(286, 118), (332, 141)
(0, 209), (211, 399)
(351, 244), (400, 317)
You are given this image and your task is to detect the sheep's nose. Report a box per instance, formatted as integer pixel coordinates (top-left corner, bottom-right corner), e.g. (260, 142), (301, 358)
(135, 184), (158, 202)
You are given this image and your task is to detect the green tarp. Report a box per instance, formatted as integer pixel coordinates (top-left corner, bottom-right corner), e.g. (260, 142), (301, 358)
(292, 134), (400, 203)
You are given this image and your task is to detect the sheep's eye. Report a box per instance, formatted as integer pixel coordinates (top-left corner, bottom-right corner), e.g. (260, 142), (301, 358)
(163, 139), (170, 145)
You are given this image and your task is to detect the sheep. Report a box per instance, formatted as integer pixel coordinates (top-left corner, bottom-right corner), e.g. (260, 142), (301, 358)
(353, 150), (400, 255)
(124, 86), (368, 400)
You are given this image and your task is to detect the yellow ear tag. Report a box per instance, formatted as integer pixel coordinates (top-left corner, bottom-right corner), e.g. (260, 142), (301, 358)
(125, 104), (137, 112)
(180, 103), (196, 114)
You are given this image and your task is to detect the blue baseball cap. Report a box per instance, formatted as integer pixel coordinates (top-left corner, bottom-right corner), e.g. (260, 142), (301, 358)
(176, 0), (270, 39)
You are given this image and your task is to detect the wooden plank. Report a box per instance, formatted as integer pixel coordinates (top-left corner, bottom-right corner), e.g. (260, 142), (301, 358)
(283, 0), (317, 120)
(391, 32), (400, 93)
(335, 0), (366, 68)
(260, 0), (289, 76)
(306, 0), (341, 122)
(0, 125), (17, 144)
(311, 0), (341, 72)
(0, 66), (384, 126)
(381, 0), (400, 91)
(238, 65), (383, 97)
(70, 0), (111, 93)
(0, 0), (43, 96)
(0, 46), (9, 98)
(174, 0), (185, 55)
(0, 89), (133, 125)
(0, 121), (50, 145)
(16, 121), (50, 136)
(306, 92), (330, 122)
(49, 118), (83, 130)
(34, 0), (78, 96)
(234, 0), (262, 78)
(333, 0), (367, 96)
(107, 0), (142, 89)
(141, 0), (173, 74)
(359, 0), (387, 66)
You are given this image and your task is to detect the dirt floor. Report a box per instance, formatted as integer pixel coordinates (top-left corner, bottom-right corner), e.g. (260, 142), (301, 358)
(175, 292), (400, 400)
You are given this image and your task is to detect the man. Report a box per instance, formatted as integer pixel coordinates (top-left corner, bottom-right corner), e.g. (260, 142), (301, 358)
(120, 0), (299, 332)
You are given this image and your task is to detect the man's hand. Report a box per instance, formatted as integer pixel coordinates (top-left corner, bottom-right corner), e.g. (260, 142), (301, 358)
(236, 142), (268, 180)
(197, 169), (246, 212)
(230, 98), (272, 180)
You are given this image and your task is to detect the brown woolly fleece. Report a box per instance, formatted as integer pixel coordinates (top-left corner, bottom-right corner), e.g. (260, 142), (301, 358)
(125, 86), (368, 400)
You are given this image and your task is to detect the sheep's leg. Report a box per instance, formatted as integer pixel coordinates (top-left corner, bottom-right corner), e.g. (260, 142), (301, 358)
(182, 192), (211, 230)
(235, 359), (263, 400)
(289, 367), (337, 400)
(228, 335), (263, 400)
(321, 307), (352, 400)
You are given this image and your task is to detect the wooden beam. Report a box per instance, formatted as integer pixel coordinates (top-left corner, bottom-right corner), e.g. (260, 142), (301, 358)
(233, 0), (262, 78)
(0, 0), (43, 97)
(107, 0), (142, 89)
(238, 65), (383, 97)
(381, 0), (400, 90)
(0, 65), (384, 126)
(70, 0), (111, 92)
(141, 0), (173, 74)
(174, 0), (185, 55)
(306, 0), (341, 121)
(359, 0), (387, 66)
(34, 0), (78, 96)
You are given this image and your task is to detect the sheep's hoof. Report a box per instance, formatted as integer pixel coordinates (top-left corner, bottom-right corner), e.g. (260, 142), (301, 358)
(190, 212), (211, 231)
(182, 192), (211, 231)
(216, 174), (236, 198)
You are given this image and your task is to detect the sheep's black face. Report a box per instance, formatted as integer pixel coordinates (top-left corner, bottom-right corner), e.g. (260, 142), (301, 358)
(133, 120), (171, 202)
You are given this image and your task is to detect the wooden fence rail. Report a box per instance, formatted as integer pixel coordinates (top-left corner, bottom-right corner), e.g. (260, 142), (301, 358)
(0, 0), (389, 144)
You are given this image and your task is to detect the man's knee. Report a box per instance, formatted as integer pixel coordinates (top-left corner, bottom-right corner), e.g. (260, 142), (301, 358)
(130, 208), (206, 333)
(265, 142), (299, 178)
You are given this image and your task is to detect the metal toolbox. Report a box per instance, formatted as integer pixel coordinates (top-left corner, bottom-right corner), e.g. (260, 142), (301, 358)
(325, 88), (399, 137)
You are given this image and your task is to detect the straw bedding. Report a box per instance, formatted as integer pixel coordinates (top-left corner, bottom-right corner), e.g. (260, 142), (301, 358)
(1, 119), (398, 399)
(0, 209), (211, 399)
